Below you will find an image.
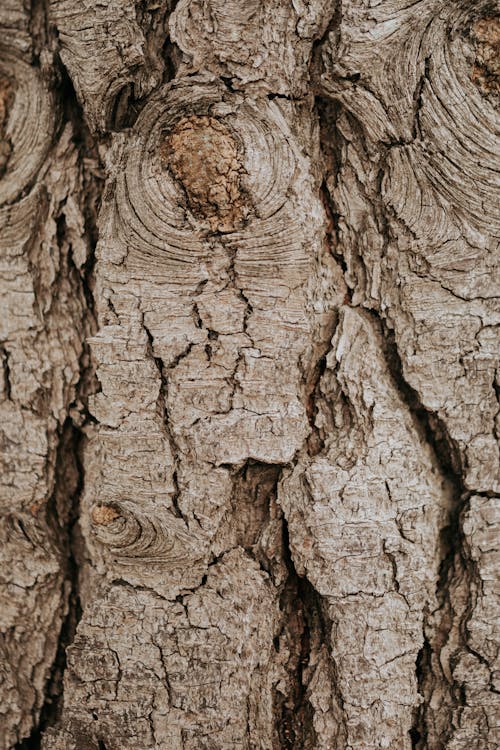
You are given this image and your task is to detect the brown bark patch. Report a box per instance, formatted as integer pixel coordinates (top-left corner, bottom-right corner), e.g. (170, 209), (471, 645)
(0, 72), (14, 176)
(91, 504), (121, 526)
(471, 16), (500, 95)
(161, 115), (247, 232)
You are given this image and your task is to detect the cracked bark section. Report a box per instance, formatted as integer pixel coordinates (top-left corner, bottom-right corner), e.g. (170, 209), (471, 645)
(15, 422), (84, 750)
(279, 306), (453, 748)
(313, 2), (499, 746)
(367, 312), (471, 749)
(0, 3), (102, 741)
(3, 0), (498, 748)
(40, 4), (348, 737)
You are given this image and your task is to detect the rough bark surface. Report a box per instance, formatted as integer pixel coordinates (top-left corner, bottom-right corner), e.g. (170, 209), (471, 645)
(0, 1), (498, 749)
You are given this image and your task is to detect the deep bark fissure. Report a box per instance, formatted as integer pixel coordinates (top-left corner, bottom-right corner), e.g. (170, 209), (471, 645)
(14, 423), (84, 750)
(13, 188), (99, 750)
(275, 514), (333, 750)
(228, 460), (281, 550)
(317, 97), (373, 298)
(305, 352), (328, 457)
(0, 345), (12, 400)
(159, 0), (182, 84)
(316, 75), (485, 744)
(225, 460), (327, 749)
(374, 313), (479, 748)
(275, 584), (316, 748)
(107, 0), (182, 130)
(319, 177), (351, 299)
(28, 0), (51, 63)
(12, 30), (102, 745)
(378, 319), (463, 486)
(310, 0), (343, 74)
(409, 639), (431, 749)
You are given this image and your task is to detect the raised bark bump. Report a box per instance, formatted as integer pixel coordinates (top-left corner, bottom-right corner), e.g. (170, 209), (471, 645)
(170, 0), (335, 97)
(161, 114), (249, 233)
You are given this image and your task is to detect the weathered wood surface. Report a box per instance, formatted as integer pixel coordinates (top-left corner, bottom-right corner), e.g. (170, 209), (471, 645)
(0, 1), (498, 748)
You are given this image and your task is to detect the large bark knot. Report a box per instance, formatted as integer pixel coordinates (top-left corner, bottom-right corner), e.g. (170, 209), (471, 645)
(112, 77), (301, 270)
(162, 115), (247, 232)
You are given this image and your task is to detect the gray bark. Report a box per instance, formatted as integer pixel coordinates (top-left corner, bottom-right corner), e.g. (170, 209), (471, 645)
(0, 1), (498, 749)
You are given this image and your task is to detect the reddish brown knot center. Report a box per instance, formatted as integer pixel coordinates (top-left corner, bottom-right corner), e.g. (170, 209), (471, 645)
(161, 115), (247, 232)
(471, 16), (500, 96)
(91, 503), (121, 526)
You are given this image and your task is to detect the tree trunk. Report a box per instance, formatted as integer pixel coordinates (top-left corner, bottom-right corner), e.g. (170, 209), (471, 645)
(1, 1), (498, 748)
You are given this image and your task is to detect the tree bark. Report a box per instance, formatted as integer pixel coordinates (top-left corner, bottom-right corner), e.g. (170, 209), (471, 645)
(0, 1), (498, 749)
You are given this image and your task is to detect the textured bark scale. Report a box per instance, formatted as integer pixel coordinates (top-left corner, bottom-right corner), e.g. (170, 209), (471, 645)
(0, 1), (498, 749)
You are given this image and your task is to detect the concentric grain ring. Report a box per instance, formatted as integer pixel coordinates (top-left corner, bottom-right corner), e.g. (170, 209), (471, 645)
(420, 3), (499, 232)
(0, 49), (55, 204)
(91, 501), (177, 563)
(384, 2), (499, 237)
(114, 76), (298, 270)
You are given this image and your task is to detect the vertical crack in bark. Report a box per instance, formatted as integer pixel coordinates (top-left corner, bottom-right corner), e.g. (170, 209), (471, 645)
(411, 57), (430, 142)
(142, 320), (188, 525)
(275, 517), (323, 750)
(316, 98), (348, 280)
(158, 0), (182, 84)
(107, 0), (182, 129)
(14, 423), (84, 749)
(0, 344), (12, 400)
(310, 0), (343, 74)
(315, 76), (485, 743)
(28, 0), (51, 63)
(375, 316), (476, 748)
(305, 352), (327, 458)
(316, 96), (369, 301)
(12, 36), (102, 746)
(218, 460), (330, 749)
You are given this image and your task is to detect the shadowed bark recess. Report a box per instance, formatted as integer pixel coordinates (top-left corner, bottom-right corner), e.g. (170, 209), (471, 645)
(1, 1), (498, 749)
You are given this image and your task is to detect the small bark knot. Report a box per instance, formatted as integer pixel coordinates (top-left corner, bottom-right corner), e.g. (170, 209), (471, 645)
(471, 16), (500, 96)
(91, 503), (121, 526)
(0, 72), (14, 177)
(90, 502), (179, 561)
(161, 115), (248, 232)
